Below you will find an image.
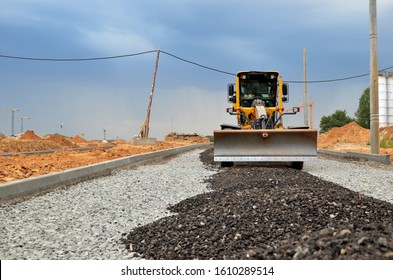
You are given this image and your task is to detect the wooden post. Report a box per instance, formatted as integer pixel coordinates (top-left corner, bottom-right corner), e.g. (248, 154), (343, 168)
(137, 49), (160, 138)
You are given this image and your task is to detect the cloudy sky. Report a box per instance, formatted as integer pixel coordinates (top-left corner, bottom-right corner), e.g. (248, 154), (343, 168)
(1, 0), (392, 140)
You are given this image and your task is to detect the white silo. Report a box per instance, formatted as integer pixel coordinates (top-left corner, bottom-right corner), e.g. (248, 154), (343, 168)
(379, 72), (393, 127)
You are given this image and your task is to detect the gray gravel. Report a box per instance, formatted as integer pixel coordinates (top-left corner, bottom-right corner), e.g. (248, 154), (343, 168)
(0, 149), (217, 260)
(1, 149), (392, 260)
(304, 158), (393, 204)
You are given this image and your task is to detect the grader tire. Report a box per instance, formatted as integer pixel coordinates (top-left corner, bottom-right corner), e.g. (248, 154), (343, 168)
(291, 161), (304, 170)
(220, 162), (234, 168)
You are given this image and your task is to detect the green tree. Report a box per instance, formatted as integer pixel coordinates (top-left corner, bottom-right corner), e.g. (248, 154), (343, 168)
(320, 110), (355, 134)
(355, 87), (370, 129)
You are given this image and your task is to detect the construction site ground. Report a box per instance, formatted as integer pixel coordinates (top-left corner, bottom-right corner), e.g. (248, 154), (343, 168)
(1, 122), (393, 184)
(0, 131), (210, 184)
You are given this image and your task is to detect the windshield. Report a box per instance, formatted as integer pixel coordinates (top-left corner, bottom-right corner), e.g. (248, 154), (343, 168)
(239, 74), (277, 107)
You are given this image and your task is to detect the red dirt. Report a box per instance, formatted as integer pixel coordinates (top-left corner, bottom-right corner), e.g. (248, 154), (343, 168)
(380, 126), (393, 141)
(318, 122), (393, 159)
(318, 122), (370, 149)
(19, 130), (42, 141)
(45, 134), (76, 147)
(0, 131), (206, 183)
(165, 132), (210, 143)
(1, 124), (392, 184)
(71, 135), (87, 143)
(0, 139), (65, 154)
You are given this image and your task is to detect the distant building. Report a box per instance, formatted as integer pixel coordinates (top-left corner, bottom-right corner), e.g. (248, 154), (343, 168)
(379, 71), (393, 127)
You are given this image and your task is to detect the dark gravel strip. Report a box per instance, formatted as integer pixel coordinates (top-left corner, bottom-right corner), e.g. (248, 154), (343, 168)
(122, 147), (393, 260)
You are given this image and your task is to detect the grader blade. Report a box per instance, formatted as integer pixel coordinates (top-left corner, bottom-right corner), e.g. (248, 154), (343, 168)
(214, 129), (318, 163)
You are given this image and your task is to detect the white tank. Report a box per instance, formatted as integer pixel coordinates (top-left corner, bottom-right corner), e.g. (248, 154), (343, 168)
(379, 72), (393, 127)
(388, 75), (393, 126)
(379, 75), (388, 127)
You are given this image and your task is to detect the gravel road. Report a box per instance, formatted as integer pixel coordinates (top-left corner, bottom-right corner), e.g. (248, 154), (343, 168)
(1, 148), (392, 260)
(304, 158), (393, 204)
(123, 149), (393, 259)
(0, 149), (216, 260)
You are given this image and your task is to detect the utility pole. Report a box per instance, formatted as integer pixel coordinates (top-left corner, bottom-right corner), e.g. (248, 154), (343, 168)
(20, 116), (30, 134)
(7, 108), (20, 136)
(309, 97), (314, 129)
(303, 48), (309, 127)
(102, 128), (107, 141)
(137, 49), (160, 138)
(369, 0), (379, 154)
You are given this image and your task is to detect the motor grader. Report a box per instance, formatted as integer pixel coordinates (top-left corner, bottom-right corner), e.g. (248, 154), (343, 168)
(214, 71), (317, 170)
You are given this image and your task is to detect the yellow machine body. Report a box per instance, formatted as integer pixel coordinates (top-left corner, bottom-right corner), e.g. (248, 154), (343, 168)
(214, 71), (317, 169)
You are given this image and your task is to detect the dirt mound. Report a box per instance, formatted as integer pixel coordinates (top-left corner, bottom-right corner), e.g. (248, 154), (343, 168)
(113, 139), (126, 144)
(45, 134), (75, 147)
(0, 138), (64, 154)
(165, 132), (210, 143)
(0, 132), (6, 140)
(380, 126), (393, 141)
(0, 141), (189, 183)
(19, 130), (42, 141)
(71, 135), (87, 143)
(318, 122), (370, 149)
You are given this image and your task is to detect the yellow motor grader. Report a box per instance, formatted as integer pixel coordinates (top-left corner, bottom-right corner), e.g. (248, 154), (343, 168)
(214, 71), (317, 170)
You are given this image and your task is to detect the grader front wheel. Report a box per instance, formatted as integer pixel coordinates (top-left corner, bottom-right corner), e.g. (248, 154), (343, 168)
(291, 161), (304, 170)
(220, 161), (234, 168)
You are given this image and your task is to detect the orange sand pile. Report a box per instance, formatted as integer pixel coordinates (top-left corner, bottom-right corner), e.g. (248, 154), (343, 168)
(45, 134), (76, 147)
(165, 132), (210, 144)
(318, 122), (370, 150)
(19, 130), (42, 141)
(71, 135), (87, 143)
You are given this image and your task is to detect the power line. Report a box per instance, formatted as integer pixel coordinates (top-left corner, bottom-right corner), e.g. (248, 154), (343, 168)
(0, 50), (157, 61)
(0, 49), (236, 75)
(160, 50), (236, 76)
(285, 65), (393, 84)
(285, 73), (370, 84)
(0, 49), (392, 84)
(380, 65), (393, 72)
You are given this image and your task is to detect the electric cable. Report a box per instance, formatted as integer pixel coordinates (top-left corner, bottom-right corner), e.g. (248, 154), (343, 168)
(160, 50), (236, 76)
(284, 73), (370, 84)
(0, 49), (392, 84)
(285, 65), (393, 84)
(0, 50), (157, 61)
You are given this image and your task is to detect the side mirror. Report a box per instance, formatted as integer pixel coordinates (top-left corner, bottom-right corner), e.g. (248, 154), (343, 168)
(227, 83), (236, 103)
(282, 83), (289, 103)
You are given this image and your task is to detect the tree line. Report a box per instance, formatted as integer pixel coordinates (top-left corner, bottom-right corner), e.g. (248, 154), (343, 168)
(319, 88), (370, 134)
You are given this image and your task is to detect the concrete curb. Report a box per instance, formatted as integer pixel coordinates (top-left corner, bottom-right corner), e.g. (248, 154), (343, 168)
(318, 149), (391, 165)
(0, 143), (212, 200)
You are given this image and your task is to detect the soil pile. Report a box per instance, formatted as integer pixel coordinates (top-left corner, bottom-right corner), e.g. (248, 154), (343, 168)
(113, 139), (126, 144)
(45, 134), (76, 147)
(380, 126), (393, 143)
(71, 135), (87, 143)
(318, 122), (370, 150)
(165, 132), (210, 143)
(122, 148), (393, 260)
(0, 139), (64, 154)
(0, 141), (189, 183)
(19, 130), (42, 141)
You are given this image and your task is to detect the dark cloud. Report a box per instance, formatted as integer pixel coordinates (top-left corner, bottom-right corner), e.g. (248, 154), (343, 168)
(0, 0), (392, 139)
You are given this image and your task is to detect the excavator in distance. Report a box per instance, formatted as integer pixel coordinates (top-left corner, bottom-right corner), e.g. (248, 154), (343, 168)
(214, 71), (318, 170)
